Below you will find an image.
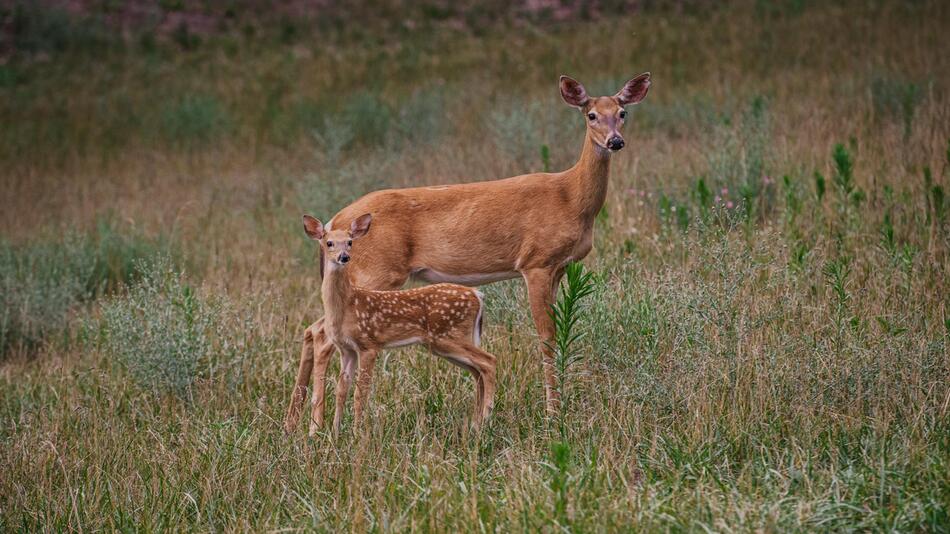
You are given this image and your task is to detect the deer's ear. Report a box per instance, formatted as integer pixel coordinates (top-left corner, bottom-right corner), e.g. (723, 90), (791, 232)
(615, 72), (651, 106)
(350, 213), (372, 239)
(302, 215), (324, 240)
(559, 75), (589, 108)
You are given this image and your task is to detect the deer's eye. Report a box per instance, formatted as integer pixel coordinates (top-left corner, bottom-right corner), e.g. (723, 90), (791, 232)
(587, 112), (596, 121)
(619, 110), (627, 119)
(347, 240), (352, 246)
(326, 241), (334, 247)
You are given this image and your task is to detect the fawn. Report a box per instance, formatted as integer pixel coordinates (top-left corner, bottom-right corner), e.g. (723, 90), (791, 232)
(299, 213), (497, 436)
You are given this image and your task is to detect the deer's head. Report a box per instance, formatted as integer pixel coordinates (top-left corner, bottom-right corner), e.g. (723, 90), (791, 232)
(559, 73), (651, 152)
(303, 213), (373, 267)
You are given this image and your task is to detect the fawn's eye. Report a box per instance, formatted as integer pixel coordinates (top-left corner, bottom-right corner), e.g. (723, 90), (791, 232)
(326, 241), (333, 247)
(347, 240), (352, 246)
(587, 112), (596, 121)
(619, 110), (627, 119)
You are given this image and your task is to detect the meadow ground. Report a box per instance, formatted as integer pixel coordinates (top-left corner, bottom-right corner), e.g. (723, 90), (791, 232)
(1, 1), (949, 531)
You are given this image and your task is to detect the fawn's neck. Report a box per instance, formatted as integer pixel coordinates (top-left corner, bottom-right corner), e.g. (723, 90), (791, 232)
(321, 263), (353, 336)
(567, 130), (612, 224)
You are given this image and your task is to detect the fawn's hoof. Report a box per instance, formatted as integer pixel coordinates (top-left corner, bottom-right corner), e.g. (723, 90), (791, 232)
(283, 418), (298, 435)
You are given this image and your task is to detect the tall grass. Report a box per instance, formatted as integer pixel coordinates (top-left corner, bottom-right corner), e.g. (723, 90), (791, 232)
(1, 0), (949, 531)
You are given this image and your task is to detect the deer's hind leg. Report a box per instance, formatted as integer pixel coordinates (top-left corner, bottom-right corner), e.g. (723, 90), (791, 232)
(285, 320), (321, 434)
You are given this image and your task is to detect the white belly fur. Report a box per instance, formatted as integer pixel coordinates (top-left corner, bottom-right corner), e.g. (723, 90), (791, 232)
(411, 268), (519, 286)
(383, 336), (423, 349)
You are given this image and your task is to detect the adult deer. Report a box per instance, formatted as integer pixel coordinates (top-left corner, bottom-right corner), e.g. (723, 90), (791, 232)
(285, 72), (650, 433)
(301, 213), (497, 436)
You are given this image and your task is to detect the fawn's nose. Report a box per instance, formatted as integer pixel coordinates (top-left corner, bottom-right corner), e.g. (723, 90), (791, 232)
(339, 253), (350, 264)
(607, 136), (625, 151)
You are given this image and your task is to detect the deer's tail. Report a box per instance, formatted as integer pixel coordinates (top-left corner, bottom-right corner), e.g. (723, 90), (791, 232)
(473, 290), (485, 347)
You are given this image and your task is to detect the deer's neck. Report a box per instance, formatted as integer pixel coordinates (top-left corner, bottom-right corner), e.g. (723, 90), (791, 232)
(568, 131), (612, 224)
(321, 264), (352, 337)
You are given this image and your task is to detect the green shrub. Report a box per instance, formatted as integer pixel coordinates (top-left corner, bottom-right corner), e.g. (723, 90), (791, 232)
(160, 94), (231, 147)
(97, 260), (252, 397)
(304, 83), (477, 156)
(0, 65), (17, 88)
(0, 220), (171, 355)
(0, 240), (86, 354)
(297, 150), (400, 225)
(489, 100), (544, 169)
(486, 96), (577, 172)
(392, 85), (447, 145)
(340, 90), (392, 147)
(305, 89), (411, 154)
(271, 97), (334, 145)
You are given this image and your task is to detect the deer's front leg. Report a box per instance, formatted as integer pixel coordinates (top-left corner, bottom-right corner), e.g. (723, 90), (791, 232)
(332, 347), (358, 438)
(353, 349), (379, 429)
(285, 321), (319, 434)
(523, 268), (563, 415)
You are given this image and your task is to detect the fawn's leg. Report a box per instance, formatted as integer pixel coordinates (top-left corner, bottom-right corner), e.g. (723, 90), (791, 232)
(460, 344), (497, 425)
(308, 325), (336, 436)
(284, 321), (319, 433)
(432, 341), (497, 427)
(472, 372), (485, 422)
(332, 347), (358, 438)
(522, 268), (564, 415)
(352, 349), (379, 429)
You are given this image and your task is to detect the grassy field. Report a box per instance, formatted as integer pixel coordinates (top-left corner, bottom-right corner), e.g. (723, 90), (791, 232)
(2, 1), (949, 531)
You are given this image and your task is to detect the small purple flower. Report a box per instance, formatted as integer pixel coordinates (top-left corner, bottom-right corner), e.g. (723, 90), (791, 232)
(762, 175), (774, 185)
(640, 190), (647, 198)
(726, 200), (735, 209)
(721, 187), (729, 196)
(715, 195), (722, 203)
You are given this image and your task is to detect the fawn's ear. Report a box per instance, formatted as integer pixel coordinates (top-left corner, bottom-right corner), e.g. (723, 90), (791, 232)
(615, 72), (651, 106)
(350, 213), (372, 239)
(559, 75), (589, 108)
(302, 215), (324, 240)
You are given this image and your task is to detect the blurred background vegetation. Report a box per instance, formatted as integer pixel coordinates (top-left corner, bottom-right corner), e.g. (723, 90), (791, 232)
(1, 0), (948, 531)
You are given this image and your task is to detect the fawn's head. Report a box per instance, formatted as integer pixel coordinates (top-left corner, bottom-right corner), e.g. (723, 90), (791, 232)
(559, 73), (651, 152)
(303, 213), (373, 267)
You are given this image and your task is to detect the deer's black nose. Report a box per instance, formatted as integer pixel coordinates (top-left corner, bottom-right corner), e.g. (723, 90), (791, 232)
(607, 136), (625, 151)
(339, 253), (350, 264)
